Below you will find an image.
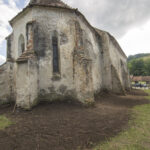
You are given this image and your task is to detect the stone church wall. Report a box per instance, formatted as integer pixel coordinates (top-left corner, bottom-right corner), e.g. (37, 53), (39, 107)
(31, 7), (103, 105)
(95, 29), (130, 93)
(11, 8), (33, 60)
(0, 62), (15, 104)
(0, 5), (130, 108)
(16, 58), (38, 109)
(108, 34), (130, 92)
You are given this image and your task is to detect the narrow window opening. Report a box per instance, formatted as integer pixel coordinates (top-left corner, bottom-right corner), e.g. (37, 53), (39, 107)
(21, 43), (25, 53)
(18, 34), (25, 57)
(26, 23), (32, 44)
(52, 36), (59, 73)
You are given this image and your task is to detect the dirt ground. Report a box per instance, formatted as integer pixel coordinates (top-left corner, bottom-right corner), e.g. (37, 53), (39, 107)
(0, 89), (149, 150)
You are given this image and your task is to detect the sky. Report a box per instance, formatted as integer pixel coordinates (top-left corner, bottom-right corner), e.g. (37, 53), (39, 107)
(0, 0), (150, 64)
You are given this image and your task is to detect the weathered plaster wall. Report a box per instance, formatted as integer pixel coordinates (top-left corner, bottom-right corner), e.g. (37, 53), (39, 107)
(16, 58), (38, 109)
(32, 7), (76, 103)
(95, 29), (130, 93)
(32, 6), (103, 105)
(0, 62), (15, 104)
(95, 30), (113, 91)
(108, 35), (130, 92)
(11, 8), (33, 59)
(75, 14), (103, 94)
(6, 34), (13, 61)
(7, 8), (35, 108)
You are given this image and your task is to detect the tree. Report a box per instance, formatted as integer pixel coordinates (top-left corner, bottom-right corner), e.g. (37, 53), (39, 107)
(145, 59), (150, 75)
(129, 59), (146, 76)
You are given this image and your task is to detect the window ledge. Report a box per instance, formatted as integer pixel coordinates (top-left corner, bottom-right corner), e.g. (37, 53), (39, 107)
(52, 73), (61, 81)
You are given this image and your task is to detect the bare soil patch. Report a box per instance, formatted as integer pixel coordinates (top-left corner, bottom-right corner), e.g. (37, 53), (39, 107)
(0, 89), (149, 150)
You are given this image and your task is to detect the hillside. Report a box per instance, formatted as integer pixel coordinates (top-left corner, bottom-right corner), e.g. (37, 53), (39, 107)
(128, 53), (150, 76)
(128, 53), (150, 62)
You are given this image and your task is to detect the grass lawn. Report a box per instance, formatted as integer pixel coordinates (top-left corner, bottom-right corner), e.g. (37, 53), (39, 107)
(0, 115), (12, 130)
(94, 89), (150, 150)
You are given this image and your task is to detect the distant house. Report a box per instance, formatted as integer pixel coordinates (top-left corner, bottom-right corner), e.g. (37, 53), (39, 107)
(131, 76), (150, 84)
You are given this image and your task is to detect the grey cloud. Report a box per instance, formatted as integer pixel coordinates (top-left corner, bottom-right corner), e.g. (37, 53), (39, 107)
(0, 55), (6, 65)
(64, 0), (150, 38)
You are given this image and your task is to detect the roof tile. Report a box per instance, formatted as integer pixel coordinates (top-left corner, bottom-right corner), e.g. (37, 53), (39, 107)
(29, 0), (71, 9)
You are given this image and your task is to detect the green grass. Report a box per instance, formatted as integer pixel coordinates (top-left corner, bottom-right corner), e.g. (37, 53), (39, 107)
(94, 90), (150, 150)
(144, 89), (150, 100)
(0, 115), (12, 130)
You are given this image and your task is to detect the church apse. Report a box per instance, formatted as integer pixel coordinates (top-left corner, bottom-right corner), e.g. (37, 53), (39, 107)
(0, 0), (130, 109)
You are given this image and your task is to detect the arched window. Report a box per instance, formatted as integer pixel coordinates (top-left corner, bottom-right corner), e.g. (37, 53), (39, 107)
(52, 36), (59, 73)
(18, 34), (25, 57)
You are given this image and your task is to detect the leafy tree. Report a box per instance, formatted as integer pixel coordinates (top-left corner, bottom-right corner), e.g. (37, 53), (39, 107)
(145, 59), (150, 75)
(128, 53), (150, 76)
(129, 59), (146, 76)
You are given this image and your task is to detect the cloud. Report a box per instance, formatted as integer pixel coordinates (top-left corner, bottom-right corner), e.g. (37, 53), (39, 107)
(64, 0), (150, 38)
(25, 0), (30, 6)
(0, 0), (20, 48)
(0, 55), (6, 65)
(118, 20), (150, 56)
(0, 0), (150, 57)
(1, 0), (150, 39)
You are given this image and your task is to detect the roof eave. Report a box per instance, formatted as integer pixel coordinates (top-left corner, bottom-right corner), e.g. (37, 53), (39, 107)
(9, 4), (75, 26)
(8, 3), (127, 59)
(9, 5), (32, 26)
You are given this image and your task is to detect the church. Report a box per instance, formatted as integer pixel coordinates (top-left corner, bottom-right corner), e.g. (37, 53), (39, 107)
(0, 0), (130, 109)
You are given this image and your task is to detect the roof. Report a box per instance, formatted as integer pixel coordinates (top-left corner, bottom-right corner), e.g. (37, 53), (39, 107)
(131, 76), (150, 82)
(29, 0), (71, 9)
(9, 0), (74, 25)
